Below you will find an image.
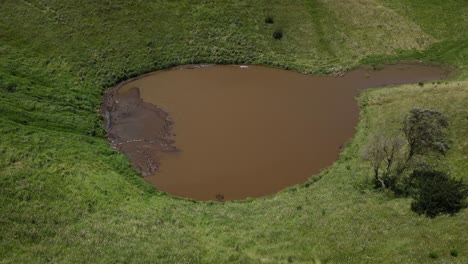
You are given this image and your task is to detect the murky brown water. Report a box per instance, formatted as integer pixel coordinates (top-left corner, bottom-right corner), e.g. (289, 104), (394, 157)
(107, 64), (447, 201)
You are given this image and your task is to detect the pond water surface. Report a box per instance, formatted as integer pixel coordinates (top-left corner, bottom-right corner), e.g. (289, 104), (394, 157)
(106, 64), (447, 201)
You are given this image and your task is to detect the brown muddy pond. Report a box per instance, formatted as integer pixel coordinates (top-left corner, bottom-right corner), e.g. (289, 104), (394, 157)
(104, 64), (447, 201)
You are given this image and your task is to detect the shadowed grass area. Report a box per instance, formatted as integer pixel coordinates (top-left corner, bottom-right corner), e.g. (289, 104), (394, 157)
(0, 0), (467, 263)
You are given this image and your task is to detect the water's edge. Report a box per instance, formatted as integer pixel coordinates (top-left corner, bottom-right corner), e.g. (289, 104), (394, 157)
(102, 63), (449, 201)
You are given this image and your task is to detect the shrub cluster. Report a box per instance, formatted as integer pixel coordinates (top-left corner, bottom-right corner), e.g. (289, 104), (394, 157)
(361, 108), (467, 217)
(262, 15), (283, 40)
(409, 170), (467, 218)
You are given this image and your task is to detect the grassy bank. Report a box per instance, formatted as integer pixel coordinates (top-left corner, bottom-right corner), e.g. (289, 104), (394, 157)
(1, 0), (467, 263)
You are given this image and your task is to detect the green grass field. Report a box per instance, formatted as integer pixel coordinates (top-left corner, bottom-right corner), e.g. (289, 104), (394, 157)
(1, 0), (467, 263)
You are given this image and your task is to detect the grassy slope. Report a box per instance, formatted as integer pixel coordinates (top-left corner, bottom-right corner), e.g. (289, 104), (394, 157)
(0, 0), (467, 263)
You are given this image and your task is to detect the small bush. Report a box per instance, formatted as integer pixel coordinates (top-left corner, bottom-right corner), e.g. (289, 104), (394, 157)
(410, 170), (468, 218)
(450, 248), (459, 257)
(265, 16), (274, 24)
(273, 29), (283, 40)
(428, 252), (439, 259)
(2, 83), (17, 93)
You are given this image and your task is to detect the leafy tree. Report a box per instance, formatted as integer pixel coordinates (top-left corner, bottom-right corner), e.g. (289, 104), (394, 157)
(410, 170), (467, 218)
(402, 108), (449, 160)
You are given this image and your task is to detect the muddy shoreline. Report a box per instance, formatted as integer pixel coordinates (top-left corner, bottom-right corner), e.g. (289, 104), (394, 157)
(102, 63), (449, 200)
(102, 64), (220, 176)
(103, 86), (172, 176)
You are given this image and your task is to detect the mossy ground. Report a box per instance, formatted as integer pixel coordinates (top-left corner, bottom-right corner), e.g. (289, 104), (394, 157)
(0, 1), (467, 263)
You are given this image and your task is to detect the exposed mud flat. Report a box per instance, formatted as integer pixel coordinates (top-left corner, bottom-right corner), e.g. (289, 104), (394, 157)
(103, 64), (448, 201)
(103, 87), (175, 176)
